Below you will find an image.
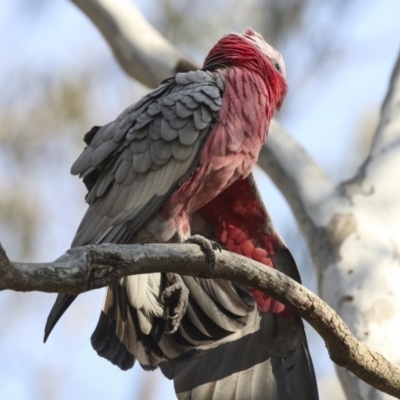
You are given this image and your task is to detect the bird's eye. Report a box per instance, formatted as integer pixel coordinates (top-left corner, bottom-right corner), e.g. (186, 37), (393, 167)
(274, 61), (281, 73)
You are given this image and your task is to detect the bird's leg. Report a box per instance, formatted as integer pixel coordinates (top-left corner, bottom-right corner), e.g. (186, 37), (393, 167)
(162, 272), (189, 334)
(185, 234), (222, 269)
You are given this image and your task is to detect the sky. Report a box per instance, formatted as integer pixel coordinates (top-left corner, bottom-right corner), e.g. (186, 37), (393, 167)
(0, 1), (400, 399)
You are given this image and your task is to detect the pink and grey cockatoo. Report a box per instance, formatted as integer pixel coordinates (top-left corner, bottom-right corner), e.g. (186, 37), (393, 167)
(44, 29), (319, 399)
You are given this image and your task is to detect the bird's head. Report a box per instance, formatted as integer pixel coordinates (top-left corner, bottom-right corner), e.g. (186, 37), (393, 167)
(203, 28), (287, 110)
(240, 28), (286, 79)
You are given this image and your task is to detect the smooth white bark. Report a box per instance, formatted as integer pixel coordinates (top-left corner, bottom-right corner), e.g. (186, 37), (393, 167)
(320, 54), (400, 400)
(259, 119), (337, 240)
(71, 0), (197, 88)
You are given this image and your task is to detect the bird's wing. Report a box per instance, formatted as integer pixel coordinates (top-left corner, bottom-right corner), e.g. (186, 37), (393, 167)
(159, 174), (319, 400)
(71, 69), (223, 247)
(162, 303), (317, 400)
(89, 174), (319, 399)
(44, 70), (224, 343)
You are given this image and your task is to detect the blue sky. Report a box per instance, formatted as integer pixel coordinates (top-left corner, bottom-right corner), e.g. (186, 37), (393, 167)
(0, 1), (399, 399)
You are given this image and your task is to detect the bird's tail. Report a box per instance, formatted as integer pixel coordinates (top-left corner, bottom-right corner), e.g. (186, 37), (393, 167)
(91, 277), (166, 371)
(160, 307), (319, 400)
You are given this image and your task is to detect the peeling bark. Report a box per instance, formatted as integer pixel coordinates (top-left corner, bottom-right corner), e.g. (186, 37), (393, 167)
(327, 213), (358, 260)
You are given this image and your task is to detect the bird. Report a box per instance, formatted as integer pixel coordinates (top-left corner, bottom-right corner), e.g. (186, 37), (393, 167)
(44, 28), (319, 399)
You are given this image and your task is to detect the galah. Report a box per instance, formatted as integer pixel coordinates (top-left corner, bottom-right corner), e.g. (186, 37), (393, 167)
(44, 29), (319, 399)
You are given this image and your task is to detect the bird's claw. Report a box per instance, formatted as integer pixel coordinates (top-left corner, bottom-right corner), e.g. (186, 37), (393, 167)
(185, 234), (222, 269)
(162, 273), (189, 334)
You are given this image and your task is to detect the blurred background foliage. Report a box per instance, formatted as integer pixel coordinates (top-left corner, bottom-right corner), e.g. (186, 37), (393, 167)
(0, 0), (398, 399)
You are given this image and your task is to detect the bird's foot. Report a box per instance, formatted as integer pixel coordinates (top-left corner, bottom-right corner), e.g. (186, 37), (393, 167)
(162, 273), (189, 334)
(185, 234), (222, 269)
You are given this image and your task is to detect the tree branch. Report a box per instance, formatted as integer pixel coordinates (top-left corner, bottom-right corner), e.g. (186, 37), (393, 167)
(259, 120), (336, 237)
(370, 52), (400, 158)
(330, 50), (400, 400)
(0, 241), (399, 398)
(71, 0), (197, 88)
(344, 52), (400, 190)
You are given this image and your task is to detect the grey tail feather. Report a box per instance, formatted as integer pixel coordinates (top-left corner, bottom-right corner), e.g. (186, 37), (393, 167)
(90, 284), (166, 371)
(300, 332), (320, 400)
(43, 294), (77, 342)
(159, 312), (319, 400)
(91, 309), (136, 371)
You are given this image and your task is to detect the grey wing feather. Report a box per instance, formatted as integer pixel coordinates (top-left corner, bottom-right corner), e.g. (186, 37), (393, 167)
(154, 184), (319, 399)
(91, 283), (164, 370)
(182, 278), (251, 334)
(70, 71), (222, 247)
(45, 70), (223, 354)
(160, 288), (318, 400)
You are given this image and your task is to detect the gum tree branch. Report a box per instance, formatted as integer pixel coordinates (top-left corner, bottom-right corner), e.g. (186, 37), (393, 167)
(71, 0), (197, 88)
(369, 53), (400, 158)
(258, 119), (337, 241)
(319, 51), (400, 400)
(0, 241), (399, 398)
